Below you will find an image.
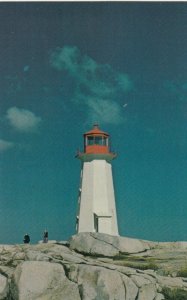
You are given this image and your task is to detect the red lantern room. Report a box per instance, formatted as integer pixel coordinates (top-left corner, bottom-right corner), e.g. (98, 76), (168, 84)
(77, 124), (116, 162)
(84, 124), (109, 154)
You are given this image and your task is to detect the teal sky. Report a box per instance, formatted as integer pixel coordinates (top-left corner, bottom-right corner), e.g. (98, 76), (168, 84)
(1, 2), (187, 243)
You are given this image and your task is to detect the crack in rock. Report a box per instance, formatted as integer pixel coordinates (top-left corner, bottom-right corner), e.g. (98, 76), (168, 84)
(89, 233), (122, 253)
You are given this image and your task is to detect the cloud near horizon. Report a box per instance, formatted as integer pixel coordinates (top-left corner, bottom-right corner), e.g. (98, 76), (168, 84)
(6, 107), (42, 132)
(0, 139), (14, 152)
(50, 46), (133, 124)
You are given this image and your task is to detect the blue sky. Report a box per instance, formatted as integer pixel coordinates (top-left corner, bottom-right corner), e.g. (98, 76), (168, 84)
(1, 2), (187, 243)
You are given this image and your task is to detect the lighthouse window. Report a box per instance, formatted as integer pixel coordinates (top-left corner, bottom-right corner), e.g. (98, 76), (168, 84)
(87, 136), (94, 145)
(87, 136), (107, 146)
(95, 136), (103, 145)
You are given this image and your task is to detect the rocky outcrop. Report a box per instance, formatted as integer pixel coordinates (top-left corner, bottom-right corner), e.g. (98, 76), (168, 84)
(0, 273), (9, 299)
(0, 233), (187, 299)
(11, 261), (80, 300)
(69, 232), (152, 256)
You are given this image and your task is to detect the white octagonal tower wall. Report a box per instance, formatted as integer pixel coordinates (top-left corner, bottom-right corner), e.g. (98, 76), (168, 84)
(77, 159), (118, 235)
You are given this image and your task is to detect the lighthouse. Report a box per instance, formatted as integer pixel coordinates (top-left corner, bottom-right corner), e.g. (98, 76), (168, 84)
(76, 124), (119, 236)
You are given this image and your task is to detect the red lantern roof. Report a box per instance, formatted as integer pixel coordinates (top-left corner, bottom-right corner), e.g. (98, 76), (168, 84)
(84, 124), (109, 136)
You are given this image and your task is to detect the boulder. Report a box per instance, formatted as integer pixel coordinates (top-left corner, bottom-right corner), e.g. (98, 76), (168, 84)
(121, 273), (139, 300)
(137, 283), (157, 300)
(0, 274), (9, 299)
(11, 261), (81, 300)
(69, 232), (151, 257)
(76, 264), (126, 300)
(69, 232), (119, 256)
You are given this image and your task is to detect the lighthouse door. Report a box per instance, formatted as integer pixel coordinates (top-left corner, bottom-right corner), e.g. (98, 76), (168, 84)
(94, 214), (99, 232)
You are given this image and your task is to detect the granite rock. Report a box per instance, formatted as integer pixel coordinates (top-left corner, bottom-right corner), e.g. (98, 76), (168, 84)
(0, 233), (186, 299)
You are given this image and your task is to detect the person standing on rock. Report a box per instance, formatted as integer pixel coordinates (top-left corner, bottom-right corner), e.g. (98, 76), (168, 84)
(43, 230), (48, 243)
(23, 234), (30, 244)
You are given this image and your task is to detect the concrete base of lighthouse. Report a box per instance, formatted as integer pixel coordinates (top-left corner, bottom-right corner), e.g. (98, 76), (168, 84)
(77, 159), (119, 236)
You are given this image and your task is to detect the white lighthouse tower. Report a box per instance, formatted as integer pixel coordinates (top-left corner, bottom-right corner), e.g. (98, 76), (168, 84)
(76, 124), (119, 236)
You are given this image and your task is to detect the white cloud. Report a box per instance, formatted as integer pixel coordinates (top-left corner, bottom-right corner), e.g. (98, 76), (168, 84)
(0, 139), (14, 152)
(6, 107), (41, 132)
(50, 46), (133, 125)
(50, 46), (80, 74)
(116, 73), (133, 92)
(87, 98), (124, 125)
